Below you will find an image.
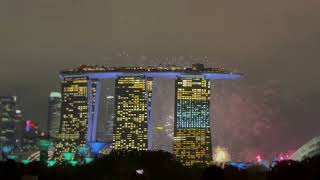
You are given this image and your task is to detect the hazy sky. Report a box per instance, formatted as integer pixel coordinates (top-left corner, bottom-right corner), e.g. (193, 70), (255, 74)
(1, 0), (320, 160)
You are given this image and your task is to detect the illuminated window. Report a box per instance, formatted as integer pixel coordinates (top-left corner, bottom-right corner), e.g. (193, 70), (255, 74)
(113, 76), (153, 151)
(174, 77), (212, 165)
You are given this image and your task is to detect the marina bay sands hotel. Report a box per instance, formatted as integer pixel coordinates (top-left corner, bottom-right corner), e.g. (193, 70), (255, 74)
(54, 64), (241, 165)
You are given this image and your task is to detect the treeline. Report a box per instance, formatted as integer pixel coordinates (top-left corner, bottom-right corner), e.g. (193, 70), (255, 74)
(0, 151), (320, 180)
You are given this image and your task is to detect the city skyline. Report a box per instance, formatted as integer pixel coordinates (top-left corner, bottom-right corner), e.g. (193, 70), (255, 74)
(1, 0), (320, 161)
(2, 58), (319, 161)
(2, 59), (320, 161)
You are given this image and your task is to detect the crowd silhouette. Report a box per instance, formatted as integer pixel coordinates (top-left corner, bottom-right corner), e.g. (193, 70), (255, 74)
(0, 151), (319, 180)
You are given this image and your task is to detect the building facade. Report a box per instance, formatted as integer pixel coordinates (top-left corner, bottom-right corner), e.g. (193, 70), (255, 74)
(54, 77), (89, 161)
(48, 92), (62, 139)
(0, 96), (18, 147)
(112, 76), (153, 151)
(173, 76), (212, 165)
(291, 136), (320, 161)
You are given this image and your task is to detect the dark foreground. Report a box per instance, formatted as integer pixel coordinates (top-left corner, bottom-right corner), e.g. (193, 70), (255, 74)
(1, 151), (320, 180)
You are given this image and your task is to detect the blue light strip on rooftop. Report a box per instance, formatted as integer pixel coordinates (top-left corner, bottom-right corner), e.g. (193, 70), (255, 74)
(61, 72), (241, 79)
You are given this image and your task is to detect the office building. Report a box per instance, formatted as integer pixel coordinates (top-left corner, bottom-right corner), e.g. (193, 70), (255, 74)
(291, 136), (320, 161)
(112, 76), (153, 151)
(53, 77), (89, 161)
(0, 96), (18, 147)
(48, 92), (62, 139)
(173, 76), (212, 165)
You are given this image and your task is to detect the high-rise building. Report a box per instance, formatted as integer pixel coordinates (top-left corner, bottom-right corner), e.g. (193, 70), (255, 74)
(13, 108), (24, 151)
(173, 76), (212, 166)
(0, 96), (18, 147)
(112, 76), (153, 151)
(53, 77), (89, 161)
(48, 92), (62, 139)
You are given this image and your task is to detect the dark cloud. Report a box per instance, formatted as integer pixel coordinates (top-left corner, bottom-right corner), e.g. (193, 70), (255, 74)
(0, 0), (319, 160)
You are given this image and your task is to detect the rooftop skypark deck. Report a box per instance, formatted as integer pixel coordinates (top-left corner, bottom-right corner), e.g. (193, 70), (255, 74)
(60, 64), (242, 79)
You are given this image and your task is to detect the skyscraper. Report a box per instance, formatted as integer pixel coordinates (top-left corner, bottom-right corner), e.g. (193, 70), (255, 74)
(48, 92), (62, 139)
(13, 108), (24, 151)
(54, 77), (89, 161)
(0, 96), (18, 147)
(173, 76), (212, 166)
(112, 76), (153, 151)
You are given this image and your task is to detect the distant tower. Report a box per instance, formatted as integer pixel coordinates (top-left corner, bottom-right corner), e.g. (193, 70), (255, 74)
(112, 76), (153, 151)
(48, 92), (61, 139)
(0, 96), (18, 147)
(14, 108), (24, 150)
(173, 76), (212, 165)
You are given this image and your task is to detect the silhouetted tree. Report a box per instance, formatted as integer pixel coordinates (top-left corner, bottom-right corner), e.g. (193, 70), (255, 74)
(2, 151), (320, 180)
(269, 160), (307, 180)
(202, 165), (224, 180)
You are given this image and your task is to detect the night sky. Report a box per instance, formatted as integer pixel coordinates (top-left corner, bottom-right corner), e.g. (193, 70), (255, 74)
(1, 0), (320, 160)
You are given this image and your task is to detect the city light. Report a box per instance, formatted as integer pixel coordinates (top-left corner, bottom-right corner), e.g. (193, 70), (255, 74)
(68, 160), (78, 166)
(274, 150), (295, 161)
(26, 120), (37, 132)
(37, 139), (51, 150)
(154, 127), (164, 131)
(47, 160), (57, 167)
(63, 152), (74, 161)
(213, 146), (231, 163)
(1, 146), (14, 154)
(7, 155), (17, 160)
(77, 145), (89, 156)
(88, 142), (106, 154)
(228, 162), (248, 170)
(61, 64), (241, 80)
(21, 160), (31, 165)
(256, 155), (262, 162)
(50, 92), (62, 98)
(85, 157), (94, 164)
(136, 169), (144, 175)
